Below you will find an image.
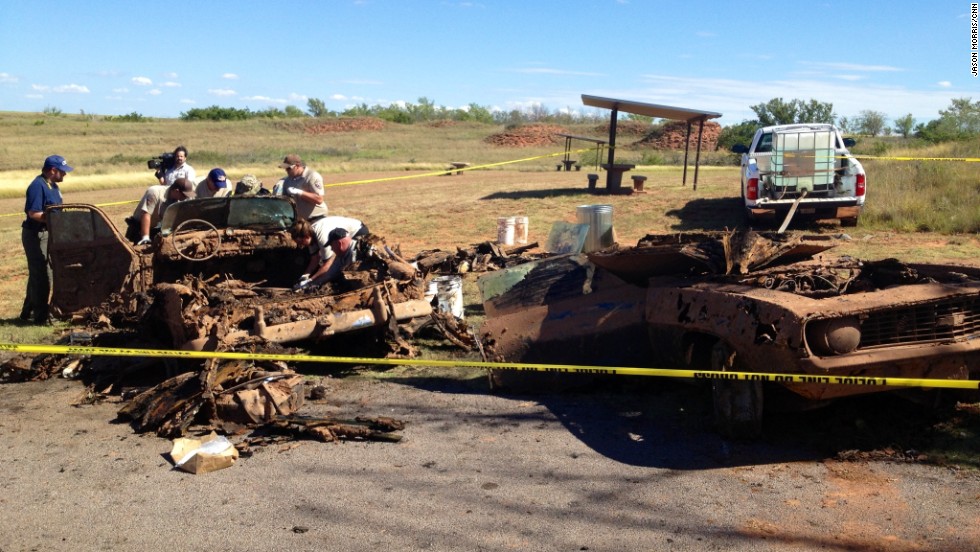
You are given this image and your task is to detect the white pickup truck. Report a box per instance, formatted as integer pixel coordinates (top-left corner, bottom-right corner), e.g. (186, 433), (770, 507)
(731, 123), (866, 227)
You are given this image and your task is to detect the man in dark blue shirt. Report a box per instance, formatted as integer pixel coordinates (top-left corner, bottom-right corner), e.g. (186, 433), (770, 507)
(21, 155), (71, 324)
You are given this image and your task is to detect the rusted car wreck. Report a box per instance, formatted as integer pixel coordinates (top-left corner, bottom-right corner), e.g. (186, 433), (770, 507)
(45, 197), (431, 349)
(479, 231), (980, 437)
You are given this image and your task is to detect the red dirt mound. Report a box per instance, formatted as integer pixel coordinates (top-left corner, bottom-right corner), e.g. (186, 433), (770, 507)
(593, 120), (651, 136)
(305, 117), (386, 134)
(634, 120), (721, 150)
(485, 124), (568, 147)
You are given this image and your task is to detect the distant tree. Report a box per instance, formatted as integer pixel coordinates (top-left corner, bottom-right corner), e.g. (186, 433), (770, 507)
(716, 120), (759, 151)
(915, 98), (980, 142)
(938, 97), (980, 134)
(854, 110), (887, 136)
(626, 113), (653, 123)
(307, 97), (328, 117)
(750, 98), (835, 126)
(837, 116), (851, 134)
(796, 99), (836, 125)
(406, 97), (437, 122)
(284, 105), (307, 118)
(458, 103), (494, 124)
(893, 113), (915, 138)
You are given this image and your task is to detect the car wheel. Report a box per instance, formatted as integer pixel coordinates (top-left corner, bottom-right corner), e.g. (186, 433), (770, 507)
(840, 217), (858, 227)
(710, 341), (764, 440)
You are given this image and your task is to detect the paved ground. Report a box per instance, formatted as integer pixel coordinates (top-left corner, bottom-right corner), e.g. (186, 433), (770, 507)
(1, 369), (978, 552)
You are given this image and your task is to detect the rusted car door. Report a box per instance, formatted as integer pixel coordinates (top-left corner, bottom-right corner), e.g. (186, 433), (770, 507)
(46, 204), (151, 318)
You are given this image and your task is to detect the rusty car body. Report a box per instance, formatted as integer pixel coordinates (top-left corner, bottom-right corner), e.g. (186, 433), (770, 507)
(479, 231), (980, 436)
(45, 197), (431, 348)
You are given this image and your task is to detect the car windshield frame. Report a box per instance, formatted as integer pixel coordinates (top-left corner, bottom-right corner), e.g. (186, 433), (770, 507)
(159, 196), (296, 235)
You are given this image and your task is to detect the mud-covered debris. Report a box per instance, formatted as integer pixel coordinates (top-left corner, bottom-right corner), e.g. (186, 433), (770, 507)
(261, 414), (405, 443)
(413, 241), (546, 276)
(116, 354), (303, 438)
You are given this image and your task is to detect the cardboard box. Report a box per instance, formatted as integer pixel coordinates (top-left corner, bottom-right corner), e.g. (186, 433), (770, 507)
(170, 432), (239, 474)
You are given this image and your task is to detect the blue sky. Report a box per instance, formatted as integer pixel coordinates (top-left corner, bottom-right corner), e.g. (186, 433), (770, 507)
(1, 0), (975, 125)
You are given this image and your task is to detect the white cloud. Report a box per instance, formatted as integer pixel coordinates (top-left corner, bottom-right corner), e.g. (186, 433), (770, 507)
(32, 84), (50, 92)
(331, 93), (347, 100)
(208, 88), (237, 97)
(163, 72), (178, 79)
(288, 93), (308, 102)
(112, 87), (129, 93)
(52, 84), (90, 93)
(160, 81), (181, 88)
(26, 93), (43, 99)
(132, 76), (153, 86)
(147, 89), (162, 96)
(180, 98), (196, 104)
(0, 72), (18, 84)
(241, 95), (286, 104)
(938, 81), (952, 88)
(222, 73), (239, 80)
(800, 61), (903, 73)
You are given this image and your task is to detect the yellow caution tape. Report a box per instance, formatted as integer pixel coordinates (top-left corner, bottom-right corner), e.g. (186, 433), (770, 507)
(2, 342), (977, 390)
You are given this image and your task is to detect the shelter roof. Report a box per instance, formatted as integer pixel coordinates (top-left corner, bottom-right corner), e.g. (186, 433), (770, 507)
(581, 95), (722, 122)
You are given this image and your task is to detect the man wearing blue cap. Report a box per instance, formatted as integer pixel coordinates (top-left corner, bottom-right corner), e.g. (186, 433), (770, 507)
(196, 167), (230, 198)
(21, 155), (72, 324)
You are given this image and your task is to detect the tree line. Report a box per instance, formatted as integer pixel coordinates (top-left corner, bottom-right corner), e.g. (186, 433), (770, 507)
(172, 95), (980, 147)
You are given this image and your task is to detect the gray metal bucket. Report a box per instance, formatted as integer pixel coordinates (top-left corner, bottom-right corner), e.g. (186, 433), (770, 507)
(575, 204), (614, 253)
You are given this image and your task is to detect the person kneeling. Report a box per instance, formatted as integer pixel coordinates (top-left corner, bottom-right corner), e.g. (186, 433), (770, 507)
(289, 217), (367, 291)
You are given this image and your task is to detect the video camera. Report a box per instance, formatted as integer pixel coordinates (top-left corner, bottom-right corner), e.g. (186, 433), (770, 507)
(147, 152), (176, 177)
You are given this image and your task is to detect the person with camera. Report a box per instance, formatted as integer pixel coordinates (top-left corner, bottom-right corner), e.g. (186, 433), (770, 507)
(288, 216), (368, 290)
(276, 154), (328, 222)
(156, 145), (196, 186)
(125, 178), (196, 245)
(20, 155), (72, 325)
(196, 168), (231, 199)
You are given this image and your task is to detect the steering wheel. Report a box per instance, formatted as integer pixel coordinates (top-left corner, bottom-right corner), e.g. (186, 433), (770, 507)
(172, 218), (221, 261)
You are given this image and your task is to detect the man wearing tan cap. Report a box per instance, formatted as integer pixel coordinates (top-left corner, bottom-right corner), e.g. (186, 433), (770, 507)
(126, 177), (196, 245)
(276, 154), (328, 221)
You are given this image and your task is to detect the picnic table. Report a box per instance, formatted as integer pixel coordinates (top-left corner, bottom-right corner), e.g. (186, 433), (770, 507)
(555, 133), (607, 172)
(446, 162), (470, 175)
(600, 162), (635, 193)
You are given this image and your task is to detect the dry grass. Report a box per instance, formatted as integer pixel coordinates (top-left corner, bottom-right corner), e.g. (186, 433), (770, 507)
(2, 111), (980, 344)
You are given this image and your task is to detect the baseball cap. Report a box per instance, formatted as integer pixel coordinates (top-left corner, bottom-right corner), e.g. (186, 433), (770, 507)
(327, 227), (349, 243)
(278, 154), (303, 169)
(235, 174), (262, 195)
(171, 177), (197, 199)
(207, 168), (228, 188)
(43, 155), (74, 172)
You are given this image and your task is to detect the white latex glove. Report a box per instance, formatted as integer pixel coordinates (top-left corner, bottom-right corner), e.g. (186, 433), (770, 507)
(293, 275), (312, 291)
(286, 187), (302, 197)
(137, 235), (151, 245)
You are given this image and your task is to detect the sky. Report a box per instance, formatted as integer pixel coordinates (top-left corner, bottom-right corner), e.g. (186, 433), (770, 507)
(0, 0), (976, 126)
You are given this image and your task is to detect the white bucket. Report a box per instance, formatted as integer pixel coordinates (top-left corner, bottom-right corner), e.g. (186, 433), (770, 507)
(497, 216), (515, 245)
(431, 275), (464, 319)
(576, 204), (614, 253)
(513, 216), (529, 244)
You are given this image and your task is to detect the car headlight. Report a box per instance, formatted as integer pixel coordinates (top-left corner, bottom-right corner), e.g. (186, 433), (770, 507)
(806, 317), (861, 356)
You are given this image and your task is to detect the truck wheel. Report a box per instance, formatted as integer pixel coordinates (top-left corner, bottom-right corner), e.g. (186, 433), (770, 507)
(840, 217), (858, 227)
(710, 342), (764, 439)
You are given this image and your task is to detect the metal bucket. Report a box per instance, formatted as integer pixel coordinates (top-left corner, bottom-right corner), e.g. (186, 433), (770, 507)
(575, 204), (614, 253)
